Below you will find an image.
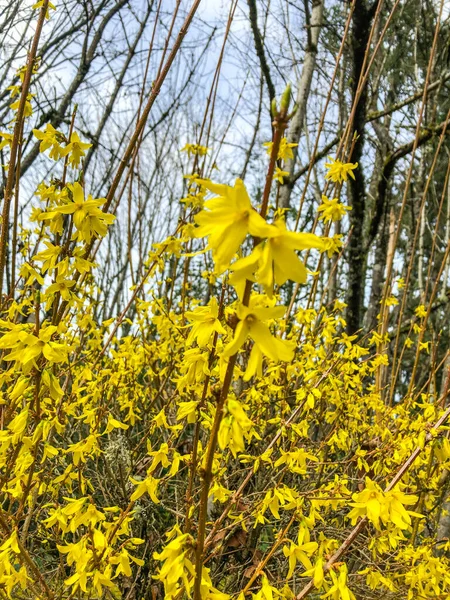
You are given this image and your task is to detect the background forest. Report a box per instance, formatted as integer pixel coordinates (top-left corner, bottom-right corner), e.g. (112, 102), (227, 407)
(1, 0), (450, 599)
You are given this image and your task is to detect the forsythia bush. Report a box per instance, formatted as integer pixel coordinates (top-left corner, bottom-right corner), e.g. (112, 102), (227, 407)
(1, 5), (450, 600)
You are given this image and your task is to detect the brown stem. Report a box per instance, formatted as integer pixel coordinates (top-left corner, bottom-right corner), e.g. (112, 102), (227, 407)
(0, 1), (49, 299)
(242, 513), (296, 594)
(192, 106), (291, 600)
(192, 350), (240, 600)
(184, 283), (227, 535)
(10, 120), (24, 296)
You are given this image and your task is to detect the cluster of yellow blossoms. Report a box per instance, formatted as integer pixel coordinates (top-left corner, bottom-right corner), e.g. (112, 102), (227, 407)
(0, 13), (447, 600)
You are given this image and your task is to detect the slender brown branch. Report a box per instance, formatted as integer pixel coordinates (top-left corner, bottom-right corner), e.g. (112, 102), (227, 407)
(0, 0), (49, 299)
(193, 101), (293, 600)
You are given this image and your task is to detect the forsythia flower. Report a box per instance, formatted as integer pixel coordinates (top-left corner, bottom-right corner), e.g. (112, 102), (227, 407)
(274, 166), (289, 183)
(283, 527), (318, 578)
(181, 143), (210, 156)
(0, 323), (68, 373)
(60, 131), (92, 167)
(42, 182), (115, 243)
(10, 94), (33, 117)
(33, 241), (61, 273)
(200, 567), (231, 600)
(33, 0), (56, 18)
(347, 478), (419, 531)
(253, 575), (281, 600)
(176, 400), (199, 423)
(0, 132), (13, 150)
(185, 297), (226, 347)
(177, 349), (210, 390)
(325, 156), (358, 183)
(46, 274), (76, 301)
(218, 398), (253, 456)
(263, 138), (298, 161)
(33, 123), (64, 159)
(322, 564), (356, 600)
(274, 447), (318, 474)
(194, 178), (273, 273)
(322, 234), (344, 258)
(415, 304), (427, 319)
(229, 219), (326, 297)
(153, 530), (195, 599)
(318, 195), (351, 222)
(223, 296), (295, 378)
(129, 474), (160, 502)
(385, 296), (398, 307)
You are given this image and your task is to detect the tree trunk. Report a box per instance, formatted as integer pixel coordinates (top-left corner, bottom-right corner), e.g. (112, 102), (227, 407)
(278, 0), (324, 210)
(344, 0), (375, 334)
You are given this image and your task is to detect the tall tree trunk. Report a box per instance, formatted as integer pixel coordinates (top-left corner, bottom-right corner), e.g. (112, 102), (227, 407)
(344, 0), (377, 334)
(364, 206), (390, 332)
(278, 0), (324, 210)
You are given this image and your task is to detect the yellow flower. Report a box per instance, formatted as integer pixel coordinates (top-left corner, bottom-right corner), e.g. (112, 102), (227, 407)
(33, 123), (63, 159)
(223, 296), (295, 376)
(180, 189), (205, 209)
(200, 567), (231, 600)
(185, 297), (226, 347)
(274, 166), (289, 183)
(274, 448), (318, 474)
(0, 131), (13, 151)
(177, 348), (210, 390)
(194, 178), (274, 273)
(0, 323), (68, 373)
(229, 219), (326, 297)
(8, 84), (21, 97)
(263, 138), (298, 161)
(383, 488), (420, 529)
(415, 304), (427, 319)
(253, 575), (280, 600)
(46, 275), (76, 301)
(181, 143), (210, 157)
(0, 531), (21, 554)
(10, 94), (34, 117)
(325, 156), (358, 183)
(32, 0), (56, 19)
(49, 183), (115, 243)
(33, 241), (61, 273)
(347, 478), (419, 531)
(19, 262), (45, 285)
(129, 474), (160, 502)
(419, 341), (430, 353)
(153, 531), (195, 598)
(7, 410), (29, 443)
(347, 478), (384, 529)
(218, 398), (253, 455)
(384, 296), (398, 307)
(60, 131), (92, 167)
(321, 564), (356, 600)
(318, 195), (351, 222)
(176, 400), (199, 423)
(322, 234), (343, 258)
(283, 527), (318, 579)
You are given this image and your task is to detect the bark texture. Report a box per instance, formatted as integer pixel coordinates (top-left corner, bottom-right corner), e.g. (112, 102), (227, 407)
(344, 0), (375, 334)
(278, 0), (324, 210)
